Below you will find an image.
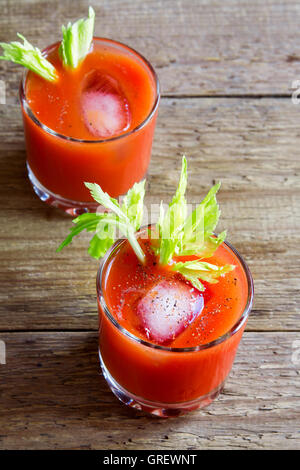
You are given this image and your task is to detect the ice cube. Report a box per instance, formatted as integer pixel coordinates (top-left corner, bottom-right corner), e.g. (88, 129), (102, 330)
(136, 279), (204, 344)
(81, 71), (131, 138)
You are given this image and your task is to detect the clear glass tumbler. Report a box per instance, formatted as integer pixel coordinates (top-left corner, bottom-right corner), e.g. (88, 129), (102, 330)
(97, 233), (254, 417)
(19, 38), (160, 215)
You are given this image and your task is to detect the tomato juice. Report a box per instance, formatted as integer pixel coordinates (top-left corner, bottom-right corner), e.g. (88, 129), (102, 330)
(20, 38), (159, 211)
(97, 228), (253, 415)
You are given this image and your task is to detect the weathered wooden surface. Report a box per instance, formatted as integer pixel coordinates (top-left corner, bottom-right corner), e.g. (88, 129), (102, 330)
(1, 0), (300, 100)
(0, 332), (299, 450)
(0, 0), (300, 451)
(1, 99), (299, 332)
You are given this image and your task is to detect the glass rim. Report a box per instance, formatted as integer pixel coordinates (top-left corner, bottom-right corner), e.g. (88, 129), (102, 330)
(19, 37), (160, 144)
(96, 226), (254, 353)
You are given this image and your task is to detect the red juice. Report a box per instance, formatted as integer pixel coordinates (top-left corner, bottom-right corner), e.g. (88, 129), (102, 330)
(20, 38), (159, 211)
(97, 230), (253, 415)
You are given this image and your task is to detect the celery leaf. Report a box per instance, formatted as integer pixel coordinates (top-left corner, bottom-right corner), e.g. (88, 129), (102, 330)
(57, 180), (146, 264)
(59, 6), (95, 69)
(172, 260), (235, 291)
(0, 33), (57, 81)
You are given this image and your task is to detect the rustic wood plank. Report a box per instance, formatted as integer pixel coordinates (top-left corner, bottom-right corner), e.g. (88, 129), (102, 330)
(0, 0), (299, 452)
(0, 98), (299, 331)
(0, 331), (299, 449)
(1, 0), (300, 100)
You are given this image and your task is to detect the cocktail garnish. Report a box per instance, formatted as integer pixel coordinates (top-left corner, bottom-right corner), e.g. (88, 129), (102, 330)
(0, 33), (58, 82)
(156, 157), (226, 264)
(57, 180), (146, 264)
(154, 156), (234, 289)
(58, 157), (235, 290)
(0, 6), (95, 80)
(171, 260), (234, 292)
(59, 6), (95, 69)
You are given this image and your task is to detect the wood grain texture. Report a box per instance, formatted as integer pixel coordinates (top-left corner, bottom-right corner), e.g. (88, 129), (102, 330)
(1, 0), (300, 101)
(0, 98), (299, 331)
(0, 0), (300, 451)
(0, 332), (299, 450)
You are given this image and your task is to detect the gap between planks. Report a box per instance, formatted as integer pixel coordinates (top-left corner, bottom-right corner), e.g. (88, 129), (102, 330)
(162, 94), (291, 99)
(0, 329), (299, 334)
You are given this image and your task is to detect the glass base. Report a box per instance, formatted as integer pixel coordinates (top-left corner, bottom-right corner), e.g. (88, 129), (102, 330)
(27, 163), (99, 216)
(99, 350), (224, 418)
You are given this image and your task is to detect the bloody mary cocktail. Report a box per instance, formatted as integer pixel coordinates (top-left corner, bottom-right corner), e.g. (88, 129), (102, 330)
(58, 155), (253, 417)
(97, 228), (253, 417)
(20, 38), (159, 214)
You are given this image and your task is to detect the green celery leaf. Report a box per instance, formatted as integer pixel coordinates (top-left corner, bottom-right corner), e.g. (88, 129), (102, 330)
(56, 212), (120, 260)
(85, 182), (146, 263)
(57, 180), (146, 264)
(84, 182), (124, 219)
(60, 6), (95, 69)
(180, 182), (221, 251)
(56, 213), (107, 253)
(157, 156), (187, 265)
(0, 33), (58, 81)
(121, 180), (146, 231)
(179, 231), (227, 259)
(88, 232), (114, 259)
(85, 180), (146, 232)
(154, 157), (234, 289)
(172, 260), (235, 291)
(88, 215), (117, 258)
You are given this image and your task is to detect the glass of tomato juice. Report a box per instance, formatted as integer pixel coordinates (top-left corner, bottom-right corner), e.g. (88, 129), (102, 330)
(19, 38), (160, 215)
(97, 226), (254, 417)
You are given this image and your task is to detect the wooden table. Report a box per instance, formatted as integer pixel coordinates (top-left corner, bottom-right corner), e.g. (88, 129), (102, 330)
(0, 0), (299, 450)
